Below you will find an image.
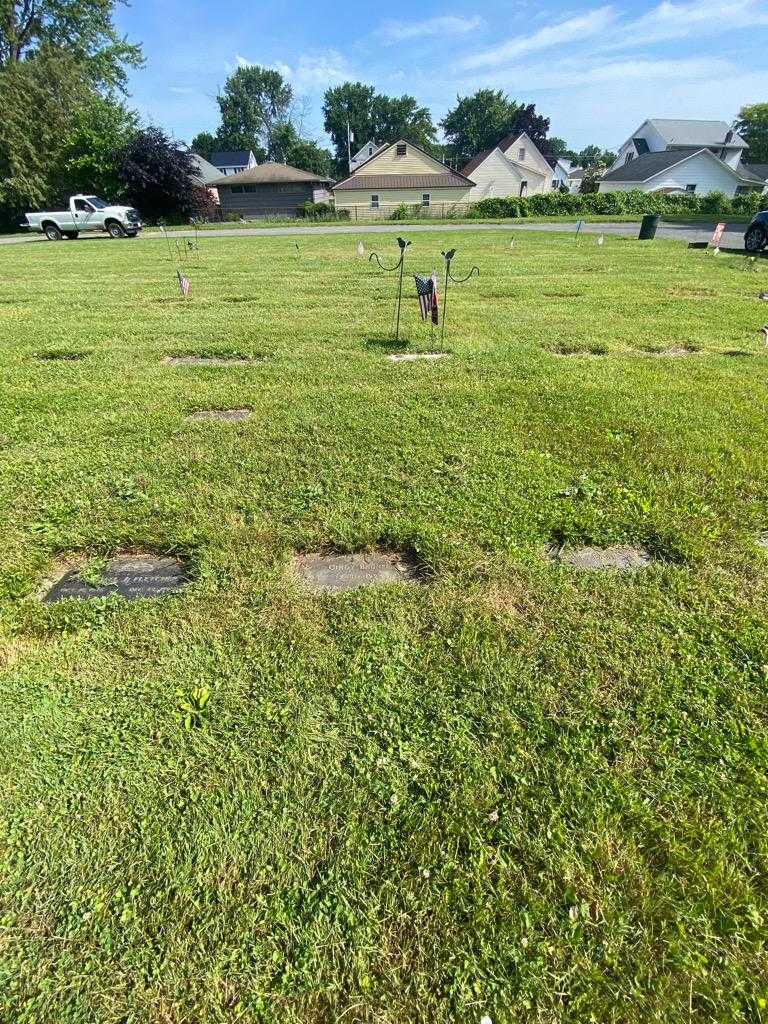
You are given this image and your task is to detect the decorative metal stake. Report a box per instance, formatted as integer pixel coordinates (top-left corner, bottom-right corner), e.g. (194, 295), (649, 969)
(369, 236), (410, 342)
(440, 249), (479, 346)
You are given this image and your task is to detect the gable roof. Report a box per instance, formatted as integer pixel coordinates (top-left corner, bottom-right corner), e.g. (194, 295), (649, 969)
(190, 153), (223, 185)
(743, 163), (768, 182)
(210, 162), (332, 187)
(601, 147), (757, 184)
(334, 172), (472, 191)
(334, 140), (473, 189)
(646, 119), (746, 148)
(461, 132), (550, 179)
(210, 150), (254, 167)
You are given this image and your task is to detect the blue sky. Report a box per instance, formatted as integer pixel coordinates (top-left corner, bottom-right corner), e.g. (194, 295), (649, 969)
(115, 0), (768, 153)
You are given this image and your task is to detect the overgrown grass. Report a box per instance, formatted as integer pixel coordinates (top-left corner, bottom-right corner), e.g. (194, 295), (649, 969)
(1, 230), (767, 1023)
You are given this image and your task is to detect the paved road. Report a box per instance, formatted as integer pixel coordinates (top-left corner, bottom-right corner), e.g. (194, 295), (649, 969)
(0, 219), (750, 249)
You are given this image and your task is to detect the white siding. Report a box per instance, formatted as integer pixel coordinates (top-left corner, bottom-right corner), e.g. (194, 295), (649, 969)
(599, 152), (743, 196)
(467, 149), (524, 199)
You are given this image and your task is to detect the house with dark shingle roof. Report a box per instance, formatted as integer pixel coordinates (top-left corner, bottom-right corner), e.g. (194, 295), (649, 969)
(332, 140), (475, 216)
(461, 132), (558, 199)
(210, 163), (333, 218)
(600, 119), (765, 196)
(209, 149), (258, 176)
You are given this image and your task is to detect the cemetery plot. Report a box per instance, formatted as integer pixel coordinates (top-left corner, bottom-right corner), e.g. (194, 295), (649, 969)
(292, 551), (423, 593)
(41, 554), (190, 602)
(34, 349), (90, 361)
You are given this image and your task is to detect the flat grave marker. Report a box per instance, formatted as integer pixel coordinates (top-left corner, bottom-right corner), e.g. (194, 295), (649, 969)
(548, 544), (652, 570)
(386, 352), (448, 362)
(42, 554), (190, 603)
(187, 408), (251, 422)
(292, 551), (422, 593)
(163, 355), (259, 366)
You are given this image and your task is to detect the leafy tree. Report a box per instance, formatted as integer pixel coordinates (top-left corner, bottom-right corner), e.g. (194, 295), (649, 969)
(115, 126), (196, 222)
(190, 131), (217, 160)
(270, 122), (332, 176)
(323, 81), (437, 174)
(734, 103), (768, 163)
(579, 168), (602, 194)
(217, 65), (292, 159)
(543, 137), (577, 161)
(512, 103), (550, 147)
(322, 82), (377, 172)
(576, 144), (616, 169)
(55, 93), (136, 197)
(0, 48), (91, 226)
(371, 94), (435, 149)
(440, 89), (520, 167)
(0, 0), (143, 93)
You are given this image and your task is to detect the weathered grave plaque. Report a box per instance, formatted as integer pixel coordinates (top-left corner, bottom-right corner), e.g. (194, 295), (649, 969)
(548, 544), (652, 570)
(188, 408), (251, 422)
(642, 346), (696, 357)
(42, 554), (190, 603)
(293, 552), (421, 593)
(163, 355), (257, 366)
(386, 352), (448, 362)
(36, 350), (89, 361)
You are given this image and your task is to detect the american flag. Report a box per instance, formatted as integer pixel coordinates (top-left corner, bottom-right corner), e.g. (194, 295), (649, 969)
(414, 271), (439, 324)
(177, 270), (190, 298)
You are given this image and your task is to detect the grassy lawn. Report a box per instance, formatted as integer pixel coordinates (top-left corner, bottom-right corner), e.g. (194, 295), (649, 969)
(1, 230), (767, 1023)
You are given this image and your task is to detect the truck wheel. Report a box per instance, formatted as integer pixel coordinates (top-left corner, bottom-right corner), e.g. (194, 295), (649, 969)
(106, 221), (126, 238)
(63, 231), (79, 240)
(744, 225), (766, 253)
(44, 224), (63, 241)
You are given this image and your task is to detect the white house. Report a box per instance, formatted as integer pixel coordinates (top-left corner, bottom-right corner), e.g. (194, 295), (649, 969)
(461, 132), (557, 199)
(349, 140), (386, 172)
(599, 119), (764, 195)
(209, 150), (258, 176)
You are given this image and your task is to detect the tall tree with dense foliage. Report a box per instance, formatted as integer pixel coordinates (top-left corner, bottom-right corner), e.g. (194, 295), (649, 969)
(576, 145), (617, 169)
(115, 126), (197, 222)
(734, 103), (768, 163)
(323, 81), (436, 174)
(441, 90), (519, 166)
(269, 121), (332, 176)
(0, 48), (93, 225)
(0, 0), (143, 92)
(54, 93), (137, 197)
(216, 65), (292, 160)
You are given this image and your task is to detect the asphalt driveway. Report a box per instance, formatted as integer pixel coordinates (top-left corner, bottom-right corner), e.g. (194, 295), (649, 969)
(0, 219), (751, 249)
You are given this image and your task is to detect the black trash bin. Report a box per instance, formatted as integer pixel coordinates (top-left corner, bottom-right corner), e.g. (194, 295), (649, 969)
(638, 214), (660, 240)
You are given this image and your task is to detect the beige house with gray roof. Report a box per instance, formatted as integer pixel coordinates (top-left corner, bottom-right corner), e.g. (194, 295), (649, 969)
(333, 140), (475, 217)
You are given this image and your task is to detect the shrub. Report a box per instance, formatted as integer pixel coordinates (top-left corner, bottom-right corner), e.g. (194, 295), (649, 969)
(299, 200), (334, 220)
(467, 187), (765, 222)
(389, 202), (412, 221)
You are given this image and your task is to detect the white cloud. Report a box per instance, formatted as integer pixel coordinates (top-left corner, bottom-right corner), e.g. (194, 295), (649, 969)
(461, 7), (615, 69)
(379, 15), (483, 41)
(169, 86), (195, 95)
(236, 50), (354, 92)
(614, 0), (768, 45)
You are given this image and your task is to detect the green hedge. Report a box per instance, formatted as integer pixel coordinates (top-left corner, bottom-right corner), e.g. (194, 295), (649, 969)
(469, 188), (766, 220)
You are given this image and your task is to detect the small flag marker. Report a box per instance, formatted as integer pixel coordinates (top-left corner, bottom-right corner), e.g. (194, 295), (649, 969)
(357, 240), (364, 257)
(176, 270), (190, 298)
(597, 233), (604, 246)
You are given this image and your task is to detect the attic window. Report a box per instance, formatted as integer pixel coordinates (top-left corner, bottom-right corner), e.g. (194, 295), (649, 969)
(518, 148), (526, 162)
(396, 143), (407, 156)
(368, 146), (373, 155)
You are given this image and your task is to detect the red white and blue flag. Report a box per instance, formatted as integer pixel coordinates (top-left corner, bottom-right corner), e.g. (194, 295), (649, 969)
(177, 270), (190, 298)
(414, 271), (439, 324)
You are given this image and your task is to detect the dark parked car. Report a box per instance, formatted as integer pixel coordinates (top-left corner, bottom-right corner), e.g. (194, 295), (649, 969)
(744, 211), (768, 253)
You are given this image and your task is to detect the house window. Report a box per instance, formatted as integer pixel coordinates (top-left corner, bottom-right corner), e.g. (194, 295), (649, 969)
(519, 180), (528, 197)
(421, 193), (430, 207)
(552, 179), (558, 189)
(370, 194), (379, 209)
(230, 185), (244, 194)
(396, 143), (407, 156)
(685, 183), (696, 193)
(625, 152), (634, 163)
(518, 148), (526, 162)
(368, 146), (373, 155)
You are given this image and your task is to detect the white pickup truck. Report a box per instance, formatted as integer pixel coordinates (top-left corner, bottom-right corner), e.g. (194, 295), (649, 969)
(23, 195), (142, 240)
